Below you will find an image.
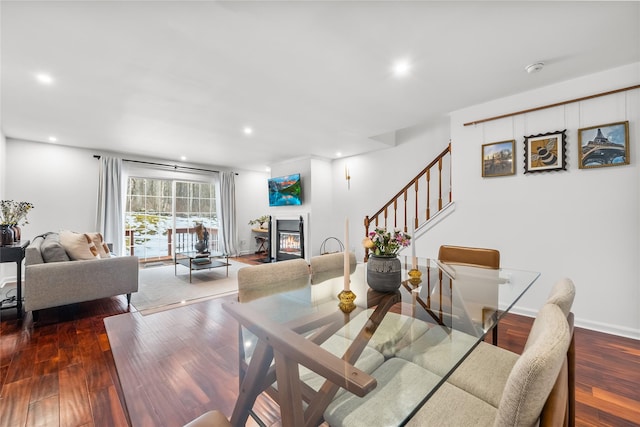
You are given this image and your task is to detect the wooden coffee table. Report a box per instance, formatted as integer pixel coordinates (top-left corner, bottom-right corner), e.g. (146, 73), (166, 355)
(174, 251), (229, 283)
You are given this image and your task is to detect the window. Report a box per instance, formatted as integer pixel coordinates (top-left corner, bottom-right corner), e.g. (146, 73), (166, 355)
(125, 178), (218, 261)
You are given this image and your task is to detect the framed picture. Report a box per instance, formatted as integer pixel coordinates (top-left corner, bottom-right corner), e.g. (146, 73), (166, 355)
(524, 130), (567, 173)
(482, 140), (515, 177)
(578, 121), (629, 169)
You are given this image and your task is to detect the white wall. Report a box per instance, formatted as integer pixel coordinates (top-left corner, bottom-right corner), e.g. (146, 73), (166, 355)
(422, 63), (640, 338)
(0, 131), (5, 196)
(6, 140), (99, 238)
(235, 169), (270, 254)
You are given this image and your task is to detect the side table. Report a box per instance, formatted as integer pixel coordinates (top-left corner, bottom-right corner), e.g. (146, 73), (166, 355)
(0, 240), (29, 319)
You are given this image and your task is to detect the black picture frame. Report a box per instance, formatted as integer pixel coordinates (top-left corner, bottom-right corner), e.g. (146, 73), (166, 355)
(524, 129), (567, 173)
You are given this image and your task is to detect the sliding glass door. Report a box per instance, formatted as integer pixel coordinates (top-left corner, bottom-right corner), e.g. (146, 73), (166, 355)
(125, 178), (218, 261)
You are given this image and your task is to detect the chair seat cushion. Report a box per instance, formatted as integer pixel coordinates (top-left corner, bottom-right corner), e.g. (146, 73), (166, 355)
(405, 380), (498, 427)
(446, 341), (518, 408)
(299, 334), (385, 397)
(395, 325), (480, 377)
(324, 358), (442, 427)
(334, 309), (431, 357)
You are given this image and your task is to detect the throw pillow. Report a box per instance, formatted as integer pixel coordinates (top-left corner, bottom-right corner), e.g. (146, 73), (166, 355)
(59, 230), (99, 260)
(41, 233), (71, 263)
(86, 232), (111, 258)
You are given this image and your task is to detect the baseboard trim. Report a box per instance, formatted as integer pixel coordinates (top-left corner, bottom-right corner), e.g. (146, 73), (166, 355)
(509, 305), (640, 340)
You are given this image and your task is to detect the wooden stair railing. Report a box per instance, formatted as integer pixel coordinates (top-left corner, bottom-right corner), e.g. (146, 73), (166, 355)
(364, 142), (451, 261)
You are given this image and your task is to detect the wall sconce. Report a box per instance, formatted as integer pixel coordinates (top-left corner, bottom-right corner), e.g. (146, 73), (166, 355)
(345, 164), (351, 190)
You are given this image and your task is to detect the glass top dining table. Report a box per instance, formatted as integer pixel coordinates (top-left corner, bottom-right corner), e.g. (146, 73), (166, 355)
(223, 256), (540, 427)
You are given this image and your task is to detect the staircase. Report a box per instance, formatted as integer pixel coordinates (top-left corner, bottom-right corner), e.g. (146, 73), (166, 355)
(364, 142), (452, 261)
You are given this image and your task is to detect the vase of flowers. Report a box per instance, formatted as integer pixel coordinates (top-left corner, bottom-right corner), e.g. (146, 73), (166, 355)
(0, 200), (34, 246)
(362, 227), (411, 292)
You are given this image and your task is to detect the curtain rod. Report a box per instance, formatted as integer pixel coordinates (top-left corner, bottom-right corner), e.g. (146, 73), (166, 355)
(93, 155), (238, 175)
(463, 84), (640, 127)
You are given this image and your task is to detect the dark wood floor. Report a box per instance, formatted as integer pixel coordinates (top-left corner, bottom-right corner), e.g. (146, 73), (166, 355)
(1, 271), (639, 426)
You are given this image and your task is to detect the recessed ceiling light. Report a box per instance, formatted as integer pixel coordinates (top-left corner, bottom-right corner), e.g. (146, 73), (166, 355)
(48, 136), (57, 142)
(180, 156), (187, 161)
(265, 167), (271, 172)
(392, 59), (411, 77)
(243, 127), (253, 135)
(35, 73), (54, 85)
(336, 152), (342, 157)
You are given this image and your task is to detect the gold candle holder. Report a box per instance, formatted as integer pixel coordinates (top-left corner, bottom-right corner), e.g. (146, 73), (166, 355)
(408, 268), (422, 286)
(337, 289), (357, 313)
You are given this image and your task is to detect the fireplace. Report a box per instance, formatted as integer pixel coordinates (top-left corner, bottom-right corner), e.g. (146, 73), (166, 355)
(276, 216), (304, 261)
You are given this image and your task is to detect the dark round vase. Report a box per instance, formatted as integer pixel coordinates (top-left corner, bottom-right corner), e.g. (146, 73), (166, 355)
(194, 239), (207, 253)
(0, 224), (14, 246)
(366, 254), (402, 292)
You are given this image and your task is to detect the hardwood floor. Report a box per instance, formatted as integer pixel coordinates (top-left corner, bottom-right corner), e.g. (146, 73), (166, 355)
(1, 289), (639, 426)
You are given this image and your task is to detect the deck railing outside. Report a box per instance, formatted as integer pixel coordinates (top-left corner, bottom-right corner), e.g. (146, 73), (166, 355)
(125, 227), (221, 260)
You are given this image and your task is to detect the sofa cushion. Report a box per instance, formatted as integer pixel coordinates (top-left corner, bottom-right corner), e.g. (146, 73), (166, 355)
(87, 232), (111, 258)
(59, 230), (99, 260)
(41, 233), (71, 263)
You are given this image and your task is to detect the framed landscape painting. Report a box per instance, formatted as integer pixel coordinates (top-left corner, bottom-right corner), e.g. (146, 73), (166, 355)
(524, 130), (567, 173)
(482, 140), (515, 177)
(578, 121), (629, 169)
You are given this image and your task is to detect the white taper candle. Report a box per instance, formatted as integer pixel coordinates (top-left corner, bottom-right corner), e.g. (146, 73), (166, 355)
(344, 217), (350, 290)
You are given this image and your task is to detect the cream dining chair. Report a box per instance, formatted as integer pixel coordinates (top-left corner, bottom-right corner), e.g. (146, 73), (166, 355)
(321, 302), (572, 427)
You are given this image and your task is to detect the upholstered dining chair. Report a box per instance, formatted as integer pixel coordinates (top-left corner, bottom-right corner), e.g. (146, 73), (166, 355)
(438, 244), (501, 344)
(403, 302), (572, 426)
(309, 251), (356, 283)
(438, 244), (500, 269)
(397, 278), (576, 427)
(321, 302), (571, 427)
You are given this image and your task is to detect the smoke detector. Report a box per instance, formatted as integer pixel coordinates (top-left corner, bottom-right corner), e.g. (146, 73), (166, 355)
(525, 62), (545, 74)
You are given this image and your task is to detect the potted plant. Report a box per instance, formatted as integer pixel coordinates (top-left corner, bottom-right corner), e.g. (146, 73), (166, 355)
(248, 215), (270, 229)
(362, 227), (411, 292)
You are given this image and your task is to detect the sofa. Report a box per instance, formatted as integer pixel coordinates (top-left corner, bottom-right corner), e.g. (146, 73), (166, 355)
(24, 231), (139, 315)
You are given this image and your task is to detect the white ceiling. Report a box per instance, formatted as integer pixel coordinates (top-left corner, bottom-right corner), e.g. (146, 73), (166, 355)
(2, 1), (639, 172)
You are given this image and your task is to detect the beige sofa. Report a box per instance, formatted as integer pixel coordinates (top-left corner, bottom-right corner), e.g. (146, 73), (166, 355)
(24, 232), (139, 315)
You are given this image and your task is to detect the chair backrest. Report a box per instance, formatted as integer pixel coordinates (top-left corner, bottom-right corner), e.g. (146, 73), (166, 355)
(438, 245), (500, 269)
(309, 252), (356, 284)
(545, 277), (576, 318)
(494, 303), (571, 427)
(237, 258), (310, 302)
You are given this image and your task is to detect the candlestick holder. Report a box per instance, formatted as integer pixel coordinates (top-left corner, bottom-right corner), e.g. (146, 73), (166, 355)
(408, 268), (422, 286)
(337, 289), (357, 313)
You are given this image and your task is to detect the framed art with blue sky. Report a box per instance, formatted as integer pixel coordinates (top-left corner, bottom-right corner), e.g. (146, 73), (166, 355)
(482, 140), (515, 177)
(578, 121), (629, 169)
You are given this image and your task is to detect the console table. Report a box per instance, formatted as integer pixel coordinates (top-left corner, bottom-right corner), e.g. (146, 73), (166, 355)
(0, 240), (29, 319)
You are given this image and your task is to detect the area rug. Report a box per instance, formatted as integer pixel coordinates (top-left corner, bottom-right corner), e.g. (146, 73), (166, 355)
(131, 260), (245, 314)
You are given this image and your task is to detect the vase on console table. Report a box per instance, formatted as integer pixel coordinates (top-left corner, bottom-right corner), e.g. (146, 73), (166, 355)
(11, 224), (21, 242)
(366, 254), (402, 292)
(0, 224), (14, 246)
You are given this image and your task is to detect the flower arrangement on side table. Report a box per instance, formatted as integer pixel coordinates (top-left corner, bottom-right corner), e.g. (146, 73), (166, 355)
(362, 227), (411, 257)
(0, 200), (34, 245)
(0, 200), (34, 226)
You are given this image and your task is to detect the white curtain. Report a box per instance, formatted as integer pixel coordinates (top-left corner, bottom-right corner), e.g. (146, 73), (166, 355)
(96, 157), (126, 255)
(219, 171), (238, 256)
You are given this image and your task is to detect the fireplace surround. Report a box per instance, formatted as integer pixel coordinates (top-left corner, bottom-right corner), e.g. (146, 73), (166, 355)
(275, 216), (304, 261)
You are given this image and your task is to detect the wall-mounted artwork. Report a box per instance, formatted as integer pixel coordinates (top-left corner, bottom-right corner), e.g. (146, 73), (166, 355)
(268, 173), (302, 206)
(524, 130), (567, 173)
(482, 140), (515, 177)
(578, 121), (629, 169)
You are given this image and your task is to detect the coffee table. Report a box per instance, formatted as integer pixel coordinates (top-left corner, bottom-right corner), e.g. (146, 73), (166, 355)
(174, 251), (229, 283)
